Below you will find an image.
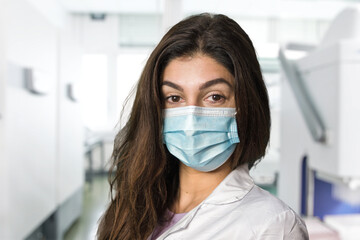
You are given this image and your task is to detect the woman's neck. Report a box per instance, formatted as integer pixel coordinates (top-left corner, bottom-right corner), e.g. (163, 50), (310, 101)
(172, 162), (232, 213)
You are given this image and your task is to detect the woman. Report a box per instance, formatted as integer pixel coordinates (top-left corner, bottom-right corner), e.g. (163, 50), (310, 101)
(97, 13), (309, 240)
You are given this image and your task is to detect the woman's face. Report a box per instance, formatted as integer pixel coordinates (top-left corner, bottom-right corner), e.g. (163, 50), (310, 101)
(161, 54), (235, 109)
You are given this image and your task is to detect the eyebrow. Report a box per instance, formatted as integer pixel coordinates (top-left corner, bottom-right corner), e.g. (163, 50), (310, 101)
(162, 81), (184, 91)
(199, 78), (232, 90)
(162, 78), (232, 91)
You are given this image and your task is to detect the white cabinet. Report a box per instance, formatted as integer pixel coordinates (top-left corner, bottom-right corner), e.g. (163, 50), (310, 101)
(0, 0), (84, 239)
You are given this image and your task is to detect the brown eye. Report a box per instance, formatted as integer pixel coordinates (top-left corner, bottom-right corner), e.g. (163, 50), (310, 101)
(205, 93), (226, 105)
(171, 96), (180, 102)
(211, 95), (223, 101)
(166, 95), (182, 103)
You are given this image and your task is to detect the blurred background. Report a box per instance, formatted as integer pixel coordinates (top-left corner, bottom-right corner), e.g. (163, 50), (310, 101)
(1, 0), (360, 239)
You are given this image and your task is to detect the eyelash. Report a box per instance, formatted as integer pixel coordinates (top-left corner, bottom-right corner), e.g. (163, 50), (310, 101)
(165, 95), (183, 103)
(206, 94), (226, 103)
(164, 93), (226, 104)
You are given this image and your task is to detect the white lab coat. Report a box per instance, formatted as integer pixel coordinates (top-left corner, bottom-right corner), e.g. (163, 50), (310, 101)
(151, 164), (309, 240)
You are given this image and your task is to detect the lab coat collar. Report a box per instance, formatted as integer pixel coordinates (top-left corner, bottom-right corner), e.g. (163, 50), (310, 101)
(202, 164), (254, 205)
(152, 164), (255, 240)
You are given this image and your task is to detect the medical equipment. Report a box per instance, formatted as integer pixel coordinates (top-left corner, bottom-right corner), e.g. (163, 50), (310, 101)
(280, 7), (360, 217)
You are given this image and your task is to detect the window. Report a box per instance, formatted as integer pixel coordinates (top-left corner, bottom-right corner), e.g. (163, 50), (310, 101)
(81, 54), (108, 130)
(116, 50), (150, 126)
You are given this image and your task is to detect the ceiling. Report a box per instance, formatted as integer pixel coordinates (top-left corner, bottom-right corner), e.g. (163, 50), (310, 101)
(59, 0), (360, 20)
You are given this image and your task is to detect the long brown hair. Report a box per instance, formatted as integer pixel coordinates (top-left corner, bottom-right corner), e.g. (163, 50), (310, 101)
(97, 13), (270, 240)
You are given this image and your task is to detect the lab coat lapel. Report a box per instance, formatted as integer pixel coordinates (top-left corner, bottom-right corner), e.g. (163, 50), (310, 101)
(203, 164), (254, 205)
(155, 164), (254, 239)
(155, 205), (202, 240)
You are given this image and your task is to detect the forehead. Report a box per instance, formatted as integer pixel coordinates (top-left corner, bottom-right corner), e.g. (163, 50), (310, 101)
(162, 54), (234, 85)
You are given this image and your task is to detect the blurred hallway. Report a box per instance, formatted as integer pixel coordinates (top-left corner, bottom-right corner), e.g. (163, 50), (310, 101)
(65, 176), (110, 240)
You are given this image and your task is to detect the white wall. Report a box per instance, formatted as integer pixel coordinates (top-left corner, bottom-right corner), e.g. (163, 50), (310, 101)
(0, 0), (9, 238)
(57, 15), (84, 205)
(27, 0), (66, 26)
(0, 0), (84, 238)
(4, 0), (58, 238)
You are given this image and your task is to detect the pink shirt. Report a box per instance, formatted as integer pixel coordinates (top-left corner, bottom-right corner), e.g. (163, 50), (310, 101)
(151, 210), (187, 240)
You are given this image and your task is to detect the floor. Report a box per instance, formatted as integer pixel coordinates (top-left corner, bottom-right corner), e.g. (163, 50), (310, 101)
(64, 175), (110, 240)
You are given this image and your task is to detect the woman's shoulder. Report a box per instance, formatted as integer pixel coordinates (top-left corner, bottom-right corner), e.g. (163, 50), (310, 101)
(238, 184), (300, 221)
(236, 185), (309, 239)
(245, 185), (294, 213)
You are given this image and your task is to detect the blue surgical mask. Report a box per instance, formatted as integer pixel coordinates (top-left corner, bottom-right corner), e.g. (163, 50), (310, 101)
(163, 106), (240, 172)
